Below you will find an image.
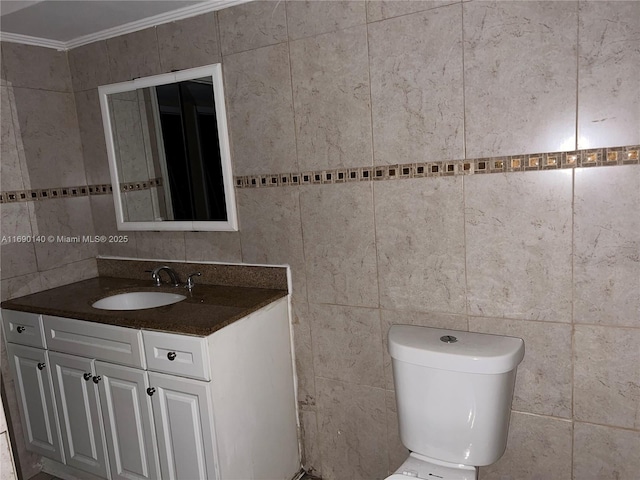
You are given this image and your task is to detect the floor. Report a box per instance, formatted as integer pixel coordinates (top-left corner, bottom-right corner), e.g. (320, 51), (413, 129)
(26, 474), (58, 480)
(28, 471), (321, 480)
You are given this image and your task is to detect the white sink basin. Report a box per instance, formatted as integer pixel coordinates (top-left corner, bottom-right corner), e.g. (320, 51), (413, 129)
(92, 291), (186, 310)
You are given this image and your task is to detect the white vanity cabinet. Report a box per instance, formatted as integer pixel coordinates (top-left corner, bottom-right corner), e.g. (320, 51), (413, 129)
(1, 295), (299, 480)
(148, 372), (216, 480)
(4, 342), (64, 463)
(48, 351), (109, 479)
(95, 361), (160, 480)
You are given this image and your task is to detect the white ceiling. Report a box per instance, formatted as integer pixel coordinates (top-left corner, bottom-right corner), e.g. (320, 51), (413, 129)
(0, 0), (247, 50)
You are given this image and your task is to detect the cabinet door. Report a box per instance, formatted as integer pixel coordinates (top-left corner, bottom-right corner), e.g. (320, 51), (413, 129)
(95, 361), (160, 480)
(5, 344), (64, 462)
(148, 372), (217, 480)
(48, 351), (109, 479)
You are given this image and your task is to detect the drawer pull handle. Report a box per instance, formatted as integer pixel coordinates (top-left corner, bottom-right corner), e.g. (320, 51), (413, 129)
(37, 362), (46, 370)
(167, 352), (177, 361)
(16, 326), (26, 333)
(83, 373), (93, 381)
(146, 387), (156, 396)
(93, 375), (102, 384)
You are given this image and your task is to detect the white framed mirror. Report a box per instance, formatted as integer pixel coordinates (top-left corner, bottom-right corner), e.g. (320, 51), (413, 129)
(98, 64), (238, 231)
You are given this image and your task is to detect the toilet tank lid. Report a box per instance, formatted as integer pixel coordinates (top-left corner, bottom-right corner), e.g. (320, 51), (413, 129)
(388, 325), (524, 374)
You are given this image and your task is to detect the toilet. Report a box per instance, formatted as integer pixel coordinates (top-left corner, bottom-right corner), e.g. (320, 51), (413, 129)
(386, 325), (525, 480)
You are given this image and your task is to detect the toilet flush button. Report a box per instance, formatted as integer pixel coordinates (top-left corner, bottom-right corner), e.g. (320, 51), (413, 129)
(402, 470), (418, 477)
(440, 335), (458, 343)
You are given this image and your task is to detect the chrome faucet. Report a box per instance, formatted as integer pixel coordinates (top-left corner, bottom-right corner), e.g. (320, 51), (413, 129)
(185, 272), (201, 291)
(150, 265), (181, 287)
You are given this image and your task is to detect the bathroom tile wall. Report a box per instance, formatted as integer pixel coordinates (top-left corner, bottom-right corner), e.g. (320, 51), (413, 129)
(0, 42), (99, 478)
(1, 1), (639, 479)
(0, 42), (98, 298)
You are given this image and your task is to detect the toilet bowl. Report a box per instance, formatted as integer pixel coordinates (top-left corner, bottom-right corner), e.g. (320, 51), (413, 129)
(384, 325), (525, 480)
(389, 452), (476, 480)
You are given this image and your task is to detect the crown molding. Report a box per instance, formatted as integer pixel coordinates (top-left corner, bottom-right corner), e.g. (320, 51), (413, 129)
(0, 0), (251, 51)
(0, 31), (67, 50)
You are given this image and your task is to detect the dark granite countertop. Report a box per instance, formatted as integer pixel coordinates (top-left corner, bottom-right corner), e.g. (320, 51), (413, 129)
(0, 276), (288, 337)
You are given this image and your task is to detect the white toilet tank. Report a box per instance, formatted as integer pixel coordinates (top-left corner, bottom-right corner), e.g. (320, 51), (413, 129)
(389, 325), (524, 467)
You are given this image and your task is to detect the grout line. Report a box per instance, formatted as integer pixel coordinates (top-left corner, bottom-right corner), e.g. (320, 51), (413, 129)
(462, 175), (470, 332)
(575, 0), (581, 152)
(282, 5), (322, 473)
(461, 0), (467, 162)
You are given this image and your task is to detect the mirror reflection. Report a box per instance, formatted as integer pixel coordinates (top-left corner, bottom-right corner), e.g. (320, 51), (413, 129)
(99, 65), (237, 231)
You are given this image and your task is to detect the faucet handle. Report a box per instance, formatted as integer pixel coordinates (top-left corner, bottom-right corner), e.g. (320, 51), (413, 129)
(145, 269), (162, 286)
(186, 272), (202, 291)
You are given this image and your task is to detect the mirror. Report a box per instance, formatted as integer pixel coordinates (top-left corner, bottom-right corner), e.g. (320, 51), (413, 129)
(98, 64), (237, 231)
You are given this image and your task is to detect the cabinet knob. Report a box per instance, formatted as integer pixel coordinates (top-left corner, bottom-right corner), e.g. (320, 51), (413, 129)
(167, 351), (177, 361)
(37, 362), (46, 370)
(83, 373), (93, 381)
(146, 387), (156, 396)
(16, 326), (25, 333)
(93, 375), (102, 384)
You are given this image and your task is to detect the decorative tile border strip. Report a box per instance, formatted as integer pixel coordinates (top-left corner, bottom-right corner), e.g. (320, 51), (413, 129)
(2, 146), (638, 203)
(234, 145), (639, 188)
(120, 177), (163, 193)
(0, 184), (112, 204)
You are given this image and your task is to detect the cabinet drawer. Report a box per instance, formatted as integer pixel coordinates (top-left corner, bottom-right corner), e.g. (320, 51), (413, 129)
(43, 315), (145, 368)
(142, 331), (209, 381)
(1, 310), (46, 348)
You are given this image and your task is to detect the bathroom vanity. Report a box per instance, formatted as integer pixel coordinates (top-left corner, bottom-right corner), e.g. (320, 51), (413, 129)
(0, 261), (300, 480)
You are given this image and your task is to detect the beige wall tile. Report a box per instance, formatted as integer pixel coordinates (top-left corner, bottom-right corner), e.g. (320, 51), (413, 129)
(32, 197), (97, 271)
(135, 231), (186, 261)
(574, 165), (640, 327)
(39, 257), (98, 290)
(0, 272), (42, 301)
(0, 432), (14, 480)
(573, 422), (640, 480)
(184, 231), (242, 264)
(381, 309), (468, 389)
(316, 378), (388, 479)
(385, 389), (408, 474)
(0, 47), (5, 85)
(366, 0), (459, 23)
(1, 203), (37, 280)
(286, 1), (366, 41)
(292, 301), (317, 409)
(577, 1), (640, 149)
(375, 177), (466, 314)
(300, 183), (378, 307)
(237, 186), (306, 296)
(75, 89), (111, 185)
(157, 12), (221, 72)
(68, 41), (112, 92)
(1, 43), (71, 92)
(89, 195), (138, 258)
(368, 4), (464, 165)
(300, 409), (322, 476)
(1, 86), (25, 192)
(1, 242), (38, 281)
(223, 43), (298, 176)
(290, 26), (373, 171)
(106, 28), (162, 83)
(218, 1), (287, 56)
(310, 303), (384, 388)
(469, 317), (572, 418)
(465, 170), (573, 322)
(478, 412), (572, 480)
(574, 325), (640, 429)
(13, 88), (86, 190)
(464, 1), (578, 157)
